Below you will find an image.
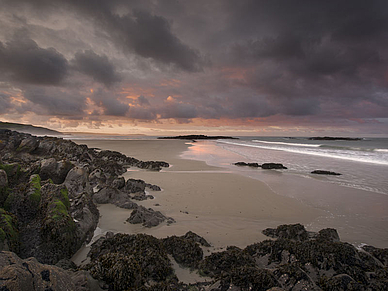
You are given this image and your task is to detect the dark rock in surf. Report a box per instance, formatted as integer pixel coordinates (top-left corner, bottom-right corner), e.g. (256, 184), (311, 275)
(311, 170), (341, 175)
(234, 162), (261, 168)
(261, 163), (287, 170)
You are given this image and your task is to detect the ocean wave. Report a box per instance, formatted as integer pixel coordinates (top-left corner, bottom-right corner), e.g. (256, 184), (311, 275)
(375, 149), (388, 152)
(253, 140), (321, 147)
(217, 140), (388, 166)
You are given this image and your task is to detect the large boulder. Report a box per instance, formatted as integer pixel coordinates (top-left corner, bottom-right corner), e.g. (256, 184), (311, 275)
(0, 251), (101, 291)
(93, 187), (138, 209)
(127, 205), (175, 227)
(17, 136), (39, 153)
(64, 166), (90, 197)
(40, 158), (74, 184)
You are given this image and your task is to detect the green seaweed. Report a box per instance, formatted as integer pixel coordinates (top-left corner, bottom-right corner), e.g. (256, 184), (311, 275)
(60, 188), (70, 209)
(3, 191), (14, 211)
(0, 208), (19, 251)
(29, 175), (41, 204)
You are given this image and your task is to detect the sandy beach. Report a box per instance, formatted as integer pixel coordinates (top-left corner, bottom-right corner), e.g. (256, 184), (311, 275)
(72, 139), (323, 259)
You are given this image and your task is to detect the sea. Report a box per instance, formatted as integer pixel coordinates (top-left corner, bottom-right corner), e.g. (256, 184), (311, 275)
(181, 136), (388, 247)
(215, 137), (388, 195)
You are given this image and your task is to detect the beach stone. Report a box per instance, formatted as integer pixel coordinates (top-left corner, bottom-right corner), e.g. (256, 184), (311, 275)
(64, 166), (90, 197)
(112, 176), (125, 189)
(145, 183), (161, 191)
(127, 205), (175, 227)
(17, 136), (39, 153)
(261, 163), (287, 169)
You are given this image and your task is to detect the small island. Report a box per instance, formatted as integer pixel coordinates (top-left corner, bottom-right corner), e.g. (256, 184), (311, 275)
(158, 135), (239, 140)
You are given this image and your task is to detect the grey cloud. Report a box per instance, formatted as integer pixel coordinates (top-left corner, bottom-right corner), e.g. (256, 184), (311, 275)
(0, 93), (12, 114)
(91, 89), (129, 116)
(23, 87), (85, 116)
(72, 50), (121, 87)
(0, 35), (68, 85)
(137, 95), (150, 106)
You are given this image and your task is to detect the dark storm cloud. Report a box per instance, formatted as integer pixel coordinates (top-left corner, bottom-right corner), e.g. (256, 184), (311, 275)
(91, 89), (130, 117)
(0, 93), (12, 114)
(137, 95), (150, 106)
(23, 87), (85, 116)
(4, 0), (204, 72)
(72, 50), (121, 87)
(1, 0), (388, 130)
(0, 35), (68, 85)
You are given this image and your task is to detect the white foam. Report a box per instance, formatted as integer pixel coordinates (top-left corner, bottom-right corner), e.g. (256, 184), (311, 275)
(217, 140), (388, 166)
(253, 140), (321, 147)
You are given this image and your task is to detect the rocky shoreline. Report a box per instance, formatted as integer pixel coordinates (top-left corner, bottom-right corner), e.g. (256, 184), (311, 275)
(0, 130), (387, 290)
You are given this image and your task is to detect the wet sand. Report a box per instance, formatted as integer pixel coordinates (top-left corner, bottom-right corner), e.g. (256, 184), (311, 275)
(73, 139), (322, 249)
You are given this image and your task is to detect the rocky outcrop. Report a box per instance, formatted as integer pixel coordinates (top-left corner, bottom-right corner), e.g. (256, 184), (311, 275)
(40, 158), (74, 184)
(311, 170), (342, 175)
(262, 224), (310, 241)
(127, 205), (175, 227)
(0, 251), (102, 291)
(93, 187), (138, 209)
(261, 163), (288, 170)
(163, 235), (204, 268)
(234, 162), (261, 167)
(234, 162), (288, 169)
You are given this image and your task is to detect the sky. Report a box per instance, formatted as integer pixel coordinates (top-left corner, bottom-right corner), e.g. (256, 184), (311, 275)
(1, 0), (388, 136)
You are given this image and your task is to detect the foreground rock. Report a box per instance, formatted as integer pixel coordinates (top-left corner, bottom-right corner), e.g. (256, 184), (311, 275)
(0, 251), (102, 291)
(311, 170), (342, 175)
(0, 129), (167, 265)
(198, 224), (388, 290)
(127, 205), (175, 227)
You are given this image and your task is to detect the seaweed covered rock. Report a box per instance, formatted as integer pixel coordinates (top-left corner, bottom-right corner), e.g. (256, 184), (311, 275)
(198, 246), (256, 278)
(0, 169), (8, 205)
(262, 223), (309, 241)
(87, 233), (176, 289)
(162, 235), (203, 268)
(183, 231), (211, 247)
(18, 183), (78, 264)
(127, 205), (175, 227)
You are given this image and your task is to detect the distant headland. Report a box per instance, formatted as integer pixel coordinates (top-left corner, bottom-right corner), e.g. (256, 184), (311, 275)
(158, 135), (239, 140)
(0, 121), (62, 136)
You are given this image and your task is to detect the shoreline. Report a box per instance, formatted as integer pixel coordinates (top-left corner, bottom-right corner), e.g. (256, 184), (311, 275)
(74, 139), (388, 249)
(72, 139), (325, 267)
